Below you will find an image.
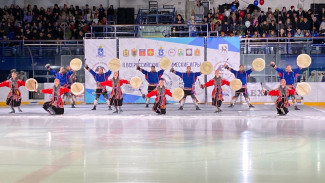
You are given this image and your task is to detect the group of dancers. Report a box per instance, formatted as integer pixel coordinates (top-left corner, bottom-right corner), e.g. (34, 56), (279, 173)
(0, 59), (304, 116)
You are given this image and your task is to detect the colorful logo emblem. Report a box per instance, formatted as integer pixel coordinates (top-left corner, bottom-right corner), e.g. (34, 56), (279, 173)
(178, 48), (184, 56)
(186, 48), (192, 56)
(131, 48), (137, 57)
(194, 48), (200, 56)
(123, 49), (129, 57)
(158, 46), (164, 56)
(96, 45), (105, 57)
(168, 49), (176, 56)
(139, 49), (146, 56)
(147, 49), (154, 56)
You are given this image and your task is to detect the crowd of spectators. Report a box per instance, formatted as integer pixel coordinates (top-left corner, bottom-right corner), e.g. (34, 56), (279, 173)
(0, 3), (116, 40)
(1, 1), (325, 40)
(174, 0), (325, 38)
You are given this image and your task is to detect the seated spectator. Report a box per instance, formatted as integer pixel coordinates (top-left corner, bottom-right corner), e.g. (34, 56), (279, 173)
(276, 20), (285, 30)
(201, 16), (211, 32)
(258, 11), (267, 23)
(266, 13), (275, 24)
(300, 17), (311, 31)
(23, 11), (33, 23)
(294, 29), (304, 37)
(260, 21), (269, 34)
(268, 29), (277, 38)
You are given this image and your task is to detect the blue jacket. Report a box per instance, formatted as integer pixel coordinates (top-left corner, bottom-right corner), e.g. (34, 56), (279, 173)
(89, 69), (111, 82)
(49, 68), (73, 85)
(275, 67), (301, 85)
(175, 71), (201, 88)
(141, 69), (164, 85)
(230, 69), (253, 85)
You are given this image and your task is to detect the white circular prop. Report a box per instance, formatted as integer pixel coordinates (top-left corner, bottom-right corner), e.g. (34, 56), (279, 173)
(296, 82), (311, 96)
(297, 54), (311, 68)
(71, 82), (84, 95)
(172, 88), (184, 101)
(108, 58), (121, 72)
(159, 57), (172, 70)
(200, 61), (214, 75)
(130, 76), (142, 89)
(230, 79), (242, 91)
(70, 58), (82, 71)
(25, 78), (38, 91)
(252, 58), (265, 72)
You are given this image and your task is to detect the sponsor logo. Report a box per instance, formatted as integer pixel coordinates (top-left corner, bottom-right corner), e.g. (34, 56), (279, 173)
(158, 46), (164, 56)
(96, 45), (105, 57)
(123, 49), (129, 57)
(194, 48), (200, 56)
(131, 48), (137, 57)
(139, 49), (146, 56)
(147, 49), (154, 56)
(186, 48), (192, 56)
(178, 48), (184, 56)
(168, 49), (176, 56)
(219, 44), (228, 54)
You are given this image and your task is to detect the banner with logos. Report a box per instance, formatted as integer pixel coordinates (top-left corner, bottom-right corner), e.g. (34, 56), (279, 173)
(118, 37), (205, 103)
(206, 37), (241, 102)
(84, 39), (117, 103)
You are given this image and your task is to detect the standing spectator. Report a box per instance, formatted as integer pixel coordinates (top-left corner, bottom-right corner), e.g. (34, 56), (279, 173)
(188, 15), (197, 37)
(52, 4), (60, 15)
(86, 9), (93, 24)
(320, 8), (325, 20)
(311, 17), (320, 32)
(320, 17), (325, 33)
(68, 5), (75, 15)
(194, 1), (204, 22)
(297, 7), (305, 18)
(107, 5), (114, 22)
(98, 4), (105, 21)
(232, 0), (239, 9)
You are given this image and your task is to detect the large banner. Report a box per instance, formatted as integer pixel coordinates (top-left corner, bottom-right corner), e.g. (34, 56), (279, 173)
(118, 38), (205, 103)
(206, 37), (241, 102)
(84, 39), (116, 103)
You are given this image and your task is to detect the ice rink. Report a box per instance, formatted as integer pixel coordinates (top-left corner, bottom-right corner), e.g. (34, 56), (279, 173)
(1, 103), (325, 183)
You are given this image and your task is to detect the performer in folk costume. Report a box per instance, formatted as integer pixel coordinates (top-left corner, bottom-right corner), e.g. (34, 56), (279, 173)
(200, 70), (230, 112)
(224, 64), (255, 108)
(85, 64), (112, 110)
(0, 71), (25, 113)
(100, 72), (129, 113)
(146, 78), (172, 115)
(37, 79), (70, 115)
(270, 61), (302, 110)
(170, 66), (202, 110)
(45, 64), (77, 108)
(262, 79), (295, 115)
(137, 65), (164, 108)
